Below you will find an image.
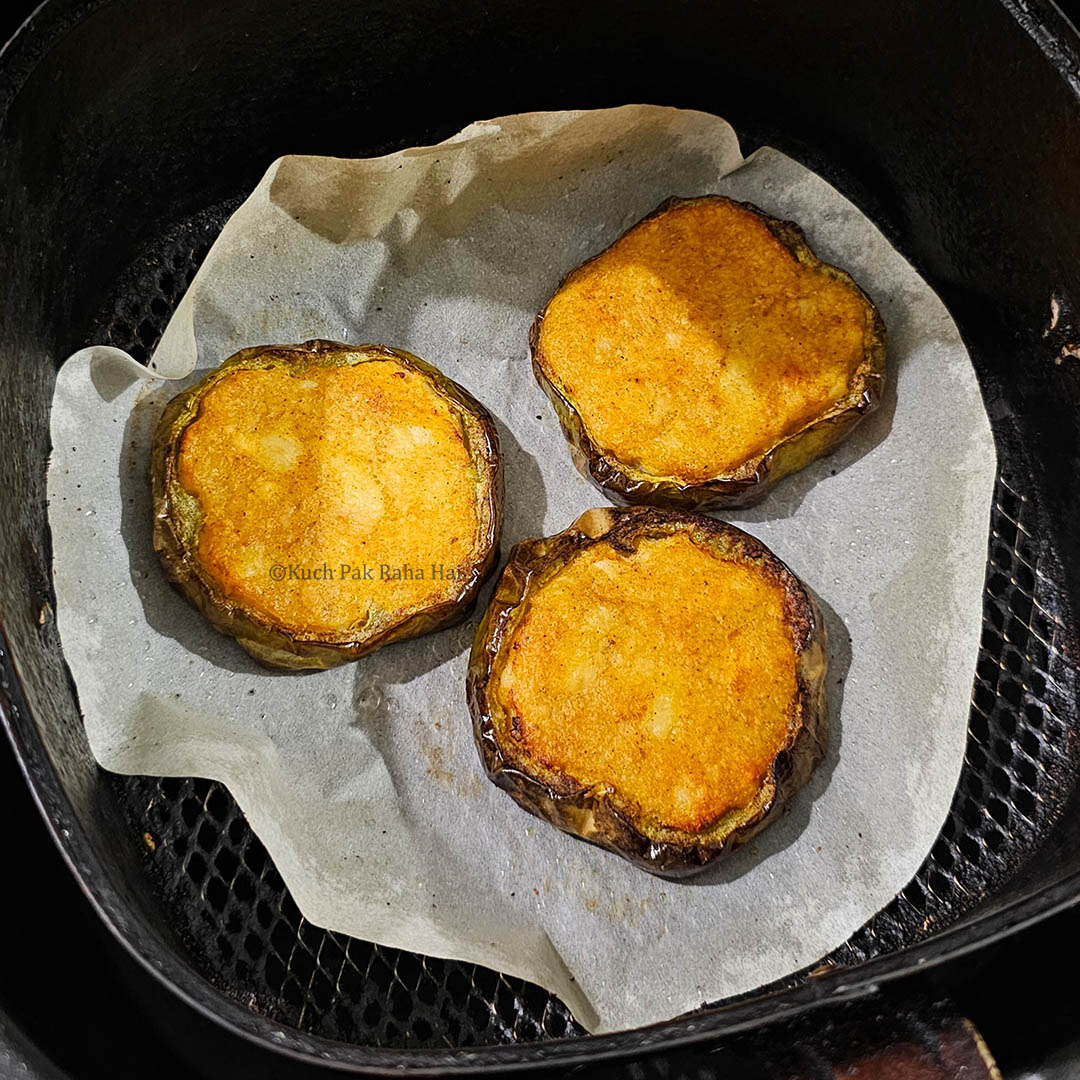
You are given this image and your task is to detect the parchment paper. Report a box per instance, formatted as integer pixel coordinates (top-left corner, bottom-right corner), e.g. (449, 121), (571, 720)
(47, 106), (996, 1033)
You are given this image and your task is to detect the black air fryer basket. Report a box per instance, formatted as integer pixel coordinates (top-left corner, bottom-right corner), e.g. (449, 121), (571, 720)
(3, 0), (1080, 1072)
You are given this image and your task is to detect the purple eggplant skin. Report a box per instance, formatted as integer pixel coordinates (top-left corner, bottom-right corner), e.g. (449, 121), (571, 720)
(152, 340), (504, 671)
(531, 195), (887, 511)
(466, 505), (829, 878)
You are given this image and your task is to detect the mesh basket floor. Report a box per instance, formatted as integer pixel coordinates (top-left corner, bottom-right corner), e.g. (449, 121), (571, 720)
(92, 204), (1079, 1049)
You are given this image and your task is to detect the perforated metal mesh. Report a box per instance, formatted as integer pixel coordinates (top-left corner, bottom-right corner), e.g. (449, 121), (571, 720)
(123, 774), (580, 1045)
(91, 208), (1079, 1047)
(826, 473), (1076, 967)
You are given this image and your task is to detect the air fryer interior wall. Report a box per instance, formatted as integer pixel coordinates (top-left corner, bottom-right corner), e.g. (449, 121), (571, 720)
(2, 0), (1080, 1071)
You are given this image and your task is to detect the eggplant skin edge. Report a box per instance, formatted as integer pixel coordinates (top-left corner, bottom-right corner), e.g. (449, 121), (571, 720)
(530, 195), (888, 511)
(151, 339), (504, 671)
(466, 505), (829, 879)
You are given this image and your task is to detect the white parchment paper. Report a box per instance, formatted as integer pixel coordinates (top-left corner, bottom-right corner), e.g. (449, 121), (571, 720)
(47, 107), (996, 1033)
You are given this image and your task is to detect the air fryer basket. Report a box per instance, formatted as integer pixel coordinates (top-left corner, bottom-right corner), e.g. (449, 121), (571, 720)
(3, 0), (1080, 1072)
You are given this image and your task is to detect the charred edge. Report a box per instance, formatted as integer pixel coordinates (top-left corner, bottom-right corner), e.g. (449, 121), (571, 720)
(466, 506), (829, 877)
(152, 342), (503, 670)
(529, 196), (886, 511)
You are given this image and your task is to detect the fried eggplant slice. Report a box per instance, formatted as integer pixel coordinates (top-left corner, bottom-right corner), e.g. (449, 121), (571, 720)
(531, 195), (886, 509)
(153, 340), (503, 670)
(467, 506), (828, 877)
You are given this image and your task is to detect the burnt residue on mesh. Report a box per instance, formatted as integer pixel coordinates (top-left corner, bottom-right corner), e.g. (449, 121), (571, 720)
(98, 219), (1078, 1047)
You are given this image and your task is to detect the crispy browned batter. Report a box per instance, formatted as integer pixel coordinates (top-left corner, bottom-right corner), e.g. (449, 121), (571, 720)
(180, 361), (481, 635)
(498, 533), (797, 831)
(153, 341), (502, 669)
(532, 196), (886, 509)
(468, 507), (828, 876)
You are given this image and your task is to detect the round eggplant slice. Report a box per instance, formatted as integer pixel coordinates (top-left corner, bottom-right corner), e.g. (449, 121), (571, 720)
(467, 506), (827, 877)
(153, 340), (503, 670)
(531, 195), (886, 510)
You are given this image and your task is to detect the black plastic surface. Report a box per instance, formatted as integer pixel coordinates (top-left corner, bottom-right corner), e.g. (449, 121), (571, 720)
(3, 0), (1080, 1071)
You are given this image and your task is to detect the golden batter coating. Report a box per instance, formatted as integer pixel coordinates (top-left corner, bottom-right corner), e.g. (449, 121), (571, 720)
(497, 534), (797, 832)
(532, 196), (886, 509)
(180, 362), (483, 635)
(468, 507), (828, 877)
(153, 341), (502, 669)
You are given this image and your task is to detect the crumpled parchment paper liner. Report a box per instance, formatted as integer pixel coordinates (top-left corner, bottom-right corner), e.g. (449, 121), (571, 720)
(47, 106), (995, 1033)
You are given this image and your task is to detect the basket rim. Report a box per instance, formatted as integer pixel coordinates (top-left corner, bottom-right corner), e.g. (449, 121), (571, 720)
(4, 0), (1080, 1070)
